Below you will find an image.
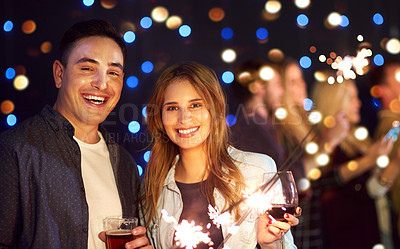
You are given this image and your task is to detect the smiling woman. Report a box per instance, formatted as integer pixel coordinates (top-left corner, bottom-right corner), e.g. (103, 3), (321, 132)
(140, 61), (300, 249)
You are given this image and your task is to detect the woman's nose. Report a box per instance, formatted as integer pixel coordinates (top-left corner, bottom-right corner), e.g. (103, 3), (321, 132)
(178, 108), (192, 124)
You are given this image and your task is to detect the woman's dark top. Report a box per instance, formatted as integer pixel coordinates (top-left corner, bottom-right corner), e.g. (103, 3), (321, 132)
(174, 181), (224, 249)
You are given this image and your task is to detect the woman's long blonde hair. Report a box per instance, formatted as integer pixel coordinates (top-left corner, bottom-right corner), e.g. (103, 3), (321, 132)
(311, 77), (370, 157)
(142, 61), (245, 226)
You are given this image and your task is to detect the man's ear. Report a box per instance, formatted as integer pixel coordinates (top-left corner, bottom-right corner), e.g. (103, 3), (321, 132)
(53, 60), (64, 88)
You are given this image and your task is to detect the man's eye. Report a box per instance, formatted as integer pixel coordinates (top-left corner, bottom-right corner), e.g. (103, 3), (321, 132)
(109, 71), (120, 76)
(81, 67), (92, 71)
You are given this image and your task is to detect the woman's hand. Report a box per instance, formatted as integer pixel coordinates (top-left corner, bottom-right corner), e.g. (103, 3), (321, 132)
(99, 226), (153, 249)
(256, 208), (301, 248)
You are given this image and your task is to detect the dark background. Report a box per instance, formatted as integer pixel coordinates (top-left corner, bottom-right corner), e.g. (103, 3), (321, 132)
(1, 0), (399, 171)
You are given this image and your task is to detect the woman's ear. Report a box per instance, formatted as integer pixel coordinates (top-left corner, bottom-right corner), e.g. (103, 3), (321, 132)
(53, 60), (64, 88)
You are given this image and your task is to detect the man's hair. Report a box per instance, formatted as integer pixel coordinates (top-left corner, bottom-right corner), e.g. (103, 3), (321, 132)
(59, 19), (126, 67)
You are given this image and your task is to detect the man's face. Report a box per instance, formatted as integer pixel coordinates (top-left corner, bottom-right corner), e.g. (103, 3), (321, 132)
(263, 70), (284, 111)
(53, 36), (124, 128)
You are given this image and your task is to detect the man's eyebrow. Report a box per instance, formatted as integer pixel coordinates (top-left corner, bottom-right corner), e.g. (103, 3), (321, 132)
(75, 57), (123, 70)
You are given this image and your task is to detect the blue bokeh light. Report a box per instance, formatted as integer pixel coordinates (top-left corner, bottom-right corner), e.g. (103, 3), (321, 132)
(340, 15), (349, 27)
(299, 56), (312, 69)
(82, 0), (94, 7)
(373, 13), (384, 25)
(179, 25), (191, 37)
(221, 27), (233, 40)
(256, 28), (268, 40)
(137, 165), (143, 176)
(226, 114), (237, 127)
(7, 114), (17, 127)
(140, 17), (152, 29)
(374, 54), (384, 66)
(142, 106), (147, 118)
(141, 61), (153, 73)
(128, 121), (141, 134)
(3, 20), (13, 32)
(5, 68), (16, 79)
(143, 150), (151, 163)
(123, 31), (136, 43)
(303, 98), (313, 111)
(126, 76), (139, 88)
(222, 71), (234, 84)
(297, 14), (309, 27)
(372, 98), (382, 109)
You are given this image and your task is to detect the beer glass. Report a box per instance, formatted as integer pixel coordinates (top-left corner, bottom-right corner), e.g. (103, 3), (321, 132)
(103, 217), (138, 249)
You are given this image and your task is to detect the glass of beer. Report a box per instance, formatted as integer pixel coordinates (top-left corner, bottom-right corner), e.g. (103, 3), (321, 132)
(103, 217), (138, 249)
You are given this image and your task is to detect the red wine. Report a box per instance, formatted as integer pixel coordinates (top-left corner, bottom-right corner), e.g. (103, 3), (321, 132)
(105, 230), (133, 249)
(265, 204), (298, 222)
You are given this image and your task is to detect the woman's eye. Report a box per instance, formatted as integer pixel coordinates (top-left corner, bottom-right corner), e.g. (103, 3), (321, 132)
(166, 106), (178, 111)
(191, 103), (202, 108)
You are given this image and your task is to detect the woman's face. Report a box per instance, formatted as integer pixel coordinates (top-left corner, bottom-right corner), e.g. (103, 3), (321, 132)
(161, 79), (211, 151)
(343, 81), (361, 124)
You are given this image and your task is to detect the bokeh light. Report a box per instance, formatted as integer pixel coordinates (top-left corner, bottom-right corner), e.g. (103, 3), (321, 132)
(221, 49), (237, 63)
(151, 6), (169, 23)
(40, 41), (52, 53)
(316, 153), (330, 166)
(208, 7), (225, 22)
(82, 0), (94, 7)
(373, 54), (384, 66)
(297, 14), (309, 27)
(179, 25), (191, 37)
(143, 150), (151, 163)
(373, 13), (384, 25)
(3, 20), (13, 32)
(298, 178), (310, 191)
(141, 61), (153, 73)
(128, 121), (141, 134)
(299, 56), (312, 69)
(256, 28), (268, 40)
(137, 165), (143, 176)
(123, 31), (136, 43)
(265, 0), (282, 14)
(308, 110), (322, 124)
(386, 38), (400, 54)
(1, 100), (15, 115)
(13, 75), (29, 91)
(268, 48), (284, 62)
(22, 20), (36, 34)
(221, 27), (234, 40)
(295, 0), (311, 9)
(166, 16), (182, 29)
(142, 106), (147, 118)
(7, 114), (17, 127)
(340, 15), (349, 27)
(357, 35), (364, 42)
(275, 107), (288, 120)
(308, 168), (322, 180)
(303, 98), (313, 111)
(126, 76), (139, 88)
(140, 17), (152, 29)
(222, 71), (234, 84)
(326, 12), (341, 29)
(226, 114), (237, 127)
(259, 66), (274, 81)
(305, 142), (318, 155)
(5, 68), (16, 79)
(354, 126), (368, 140)
(101, 0), (117, 9)
(376, 155), (389, 168)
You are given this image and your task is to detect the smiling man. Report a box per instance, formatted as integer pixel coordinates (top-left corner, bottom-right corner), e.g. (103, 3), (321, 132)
(0, 19), (151, 249)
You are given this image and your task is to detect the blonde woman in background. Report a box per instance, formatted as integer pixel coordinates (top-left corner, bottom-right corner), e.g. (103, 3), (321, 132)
(310, 76), (394, 249)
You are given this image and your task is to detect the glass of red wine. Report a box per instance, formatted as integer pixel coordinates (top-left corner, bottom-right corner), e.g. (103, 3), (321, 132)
(263, 171), (298, 249)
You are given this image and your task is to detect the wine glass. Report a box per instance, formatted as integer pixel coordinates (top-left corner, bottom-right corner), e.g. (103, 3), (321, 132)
(262, 171), (299, 249)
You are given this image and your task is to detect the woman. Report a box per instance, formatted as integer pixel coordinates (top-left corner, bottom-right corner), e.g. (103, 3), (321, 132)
(140, 61), (299, 249)
(311, 76), (394, 249)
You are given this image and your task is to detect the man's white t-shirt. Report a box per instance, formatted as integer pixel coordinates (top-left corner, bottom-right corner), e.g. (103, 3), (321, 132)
(74, 132), (122, 249)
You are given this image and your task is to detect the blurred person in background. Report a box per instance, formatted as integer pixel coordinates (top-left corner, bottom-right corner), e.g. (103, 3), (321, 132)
(369, 59), (400, 248)
(311, 75), (394, 249)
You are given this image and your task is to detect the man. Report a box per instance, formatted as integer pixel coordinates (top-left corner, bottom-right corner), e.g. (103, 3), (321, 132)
(370, 59), (400, 249)
(0, 19), (151, 249)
